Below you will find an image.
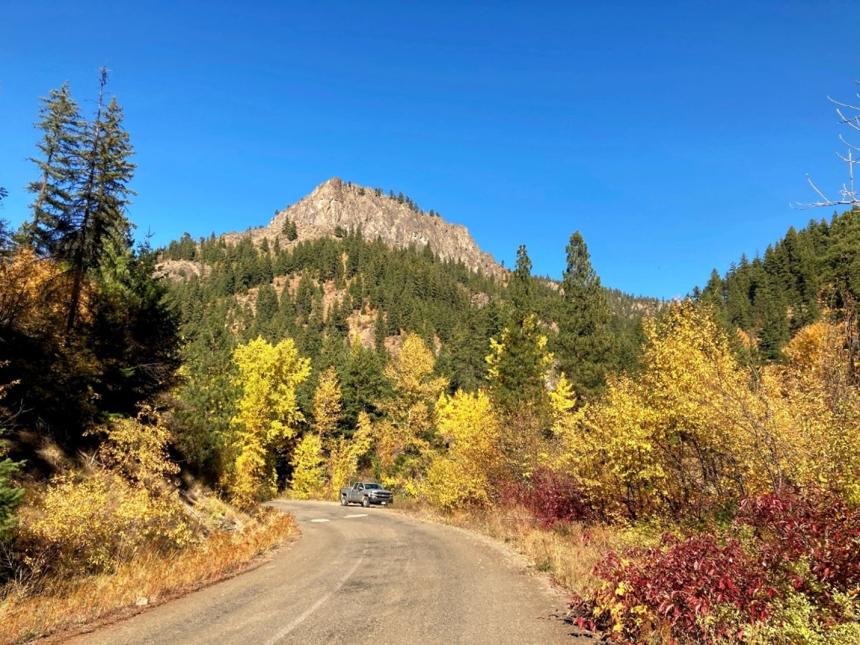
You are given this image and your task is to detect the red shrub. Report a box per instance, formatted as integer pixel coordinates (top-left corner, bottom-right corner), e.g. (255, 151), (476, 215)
(581, 489), (860, 641)
(592, 533), (775, 642)
(503, 469), (595, 527)
(736, 488), (860, 598)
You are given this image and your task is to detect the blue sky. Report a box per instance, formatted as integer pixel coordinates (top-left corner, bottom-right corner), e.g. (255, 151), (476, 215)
(1, 1), (858, 298)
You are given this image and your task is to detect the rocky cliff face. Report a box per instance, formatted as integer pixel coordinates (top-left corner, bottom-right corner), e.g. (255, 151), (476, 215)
(225, 178), (504, 278)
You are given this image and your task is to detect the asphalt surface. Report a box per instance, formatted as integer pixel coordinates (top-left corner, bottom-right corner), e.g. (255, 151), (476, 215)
(72, 500), (574, 644)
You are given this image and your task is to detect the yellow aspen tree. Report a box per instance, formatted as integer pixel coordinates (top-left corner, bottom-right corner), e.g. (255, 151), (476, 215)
(312, 366), (342, 438)
(426, 389), (502, 509)
(575, 376), (666, 518)
(549, 372), (587, 471)
(290, 433), (326, 499)
(572, 303), (750, 517)
(230, 337), (310, 508)
(633, 303), (747, 509)
(328, 411), (373, 497)
(288, 367), (345, 499)
(549, 372), (576, 418)
(771, 320), (860, 501)
(378, 333), (447, 493)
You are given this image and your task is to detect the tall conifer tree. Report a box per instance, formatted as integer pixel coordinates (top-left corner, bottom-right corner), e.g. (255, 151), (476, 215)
(509, 244), (535, 322)
(487, 245), (551, 425)
(25, 83), (82, 257)
(555, 231), (611, 398)
(65, 71), (136, 331)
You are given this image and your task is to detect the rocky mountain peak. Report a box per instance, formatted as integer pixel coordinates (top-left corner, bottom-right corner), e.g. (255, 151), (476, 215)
(226, 178), (504, 278)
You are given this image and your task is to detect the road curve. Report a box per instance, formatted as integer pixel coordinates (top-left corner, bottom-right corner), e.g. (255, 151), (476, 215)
(72, 500), (574, 644)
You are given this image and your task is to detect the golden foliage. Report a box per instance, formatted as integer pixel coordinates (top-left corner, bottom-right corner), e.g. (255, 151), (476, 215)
(549, 372), (576, 418)
(1, 508), (295, 644)
(560, 303), (759, 516)
(19, 411), (191, 577)
(770, 320), (860, 502)
(94, 406), (179, 487)
(377, 333), (447, 489)
(0, 249), (71, 334)
(385, 332), (448, 404)
(549, 372), (586, 458)
(312, 366), (342, 438)
(229, 337), (311, 507)
(231, 337), (310, 445)
(289, 433), (326, 499)
(556, 303), (860, 518)
(19, 470), (189, 577)
(328, 411), (373, 497)
(426, 389), (502, 509)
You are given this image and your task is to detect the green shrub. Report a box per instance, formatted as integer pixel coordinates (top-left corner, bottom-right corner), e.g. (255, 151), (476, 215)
(0, 457), (24, 541)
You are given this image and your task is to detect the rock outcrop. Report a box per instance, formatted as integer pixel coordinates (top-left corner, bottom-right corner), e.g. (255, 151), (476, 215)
(224, 177), (504, 278)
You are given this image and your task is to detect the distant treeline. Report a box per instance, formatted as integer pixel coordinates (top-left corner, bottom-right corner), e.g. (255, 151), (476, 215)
(696, 208), (860, 359)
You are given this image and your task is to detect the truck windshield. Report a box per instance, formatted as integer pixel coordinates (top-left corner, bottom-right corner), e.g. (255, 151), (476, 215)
(364, 483), (382, 489)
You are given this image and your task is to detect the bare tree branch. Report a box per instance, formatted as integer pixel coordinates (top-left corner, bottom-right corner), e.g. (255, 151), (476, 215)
(797, 88), (860, 208)
(837, 133), (860, 152)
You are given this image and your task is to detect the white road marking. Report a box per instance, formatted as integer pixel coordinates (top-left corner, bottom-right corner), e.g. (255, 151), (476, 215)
(309, 518), (330, 523)
(344, 513), (367, 518)
(263, 551), (366, 645)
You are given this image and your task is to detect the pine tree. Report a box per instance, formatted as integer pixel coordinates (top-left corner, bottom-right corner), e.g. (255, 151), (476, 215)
(701, 269), (724, 308)
(295, 273), (315, 318)
(486, 245), (553, 448)
(256, 283), (279, 320)
(485, 313), (552, 421)
(5, 74), (181, 449)
(340, 337), (388, 427)
(509, 244), (535, 322)
(756, 278), (790, 360)
(374, 310), (387, 355)
(438, 303), (502, 392)
(283, 219), (298, 241)
(173, 302), (238, 479)
(25, 83), (82, 257)
(66, 71), (135, 332)
(485, 312), (553, 477)
(554, 232), (611, 399)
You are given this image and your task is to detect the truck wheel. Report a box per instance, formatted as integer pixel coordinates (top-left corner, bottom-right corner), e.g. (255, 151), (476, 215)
(340, 495), (347, 506)
(362, 496), (370, 508)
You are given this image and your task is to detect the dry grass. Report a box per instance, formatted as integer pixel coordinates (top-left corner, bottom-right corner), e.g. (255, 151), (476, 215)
(0, 509), (296, 644)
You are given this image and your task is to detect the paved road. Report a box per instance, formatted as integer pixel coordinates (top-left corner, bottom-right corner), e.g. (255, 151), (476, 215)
(73, 500), (573, 644)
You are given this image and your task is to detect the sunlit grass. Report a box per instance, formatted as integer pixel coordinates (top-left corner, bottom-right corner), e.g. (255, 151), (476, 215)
(0, 510), (296, 644)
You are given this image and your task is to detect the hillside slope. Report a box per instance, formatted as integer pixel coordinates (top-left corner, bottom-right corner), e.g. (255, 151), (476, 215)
(698, 207), (860, 359)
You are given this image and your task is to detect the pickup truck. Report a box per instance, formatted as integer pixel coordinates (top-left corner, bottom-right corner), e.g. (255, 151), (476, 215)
(340, 481), (394, 507)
